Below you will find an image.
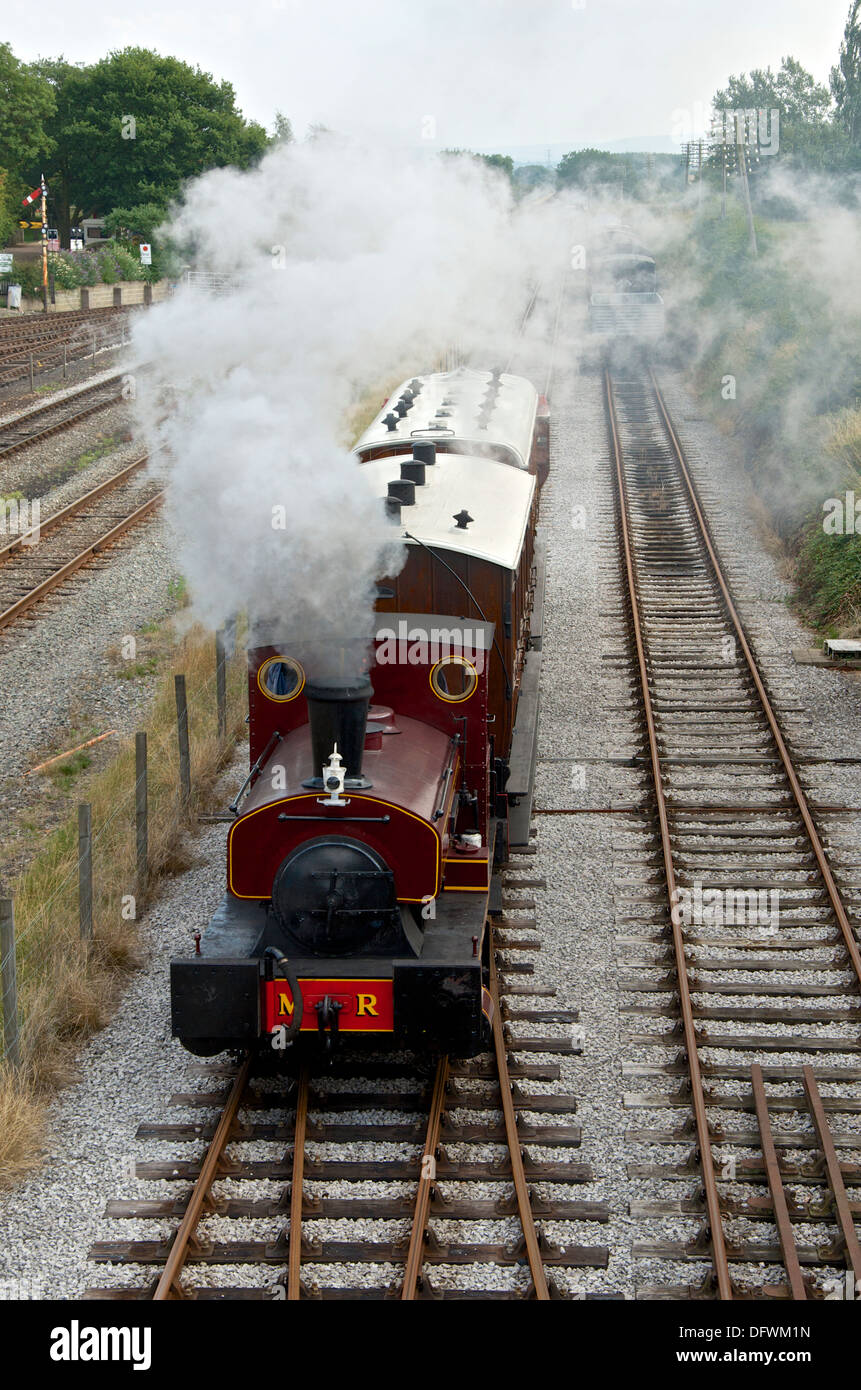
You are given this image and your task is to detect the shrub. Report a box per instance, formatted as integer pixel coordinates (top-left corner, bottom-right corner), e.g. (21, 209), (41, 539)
(50, 254), (85, 290)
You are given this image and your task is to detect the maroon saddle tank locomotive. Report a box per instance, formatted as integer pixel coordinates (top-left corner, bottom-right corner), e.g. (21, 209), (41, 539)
(171, 367), (549, 1056)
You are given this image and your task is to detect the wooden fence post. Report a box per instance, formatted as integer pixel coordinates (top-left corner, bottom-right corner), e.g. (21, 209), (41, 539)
(0, 898), (20, 1069)
(135, 733), (148, 895)
(29, 353), (34, 392)
(216, 631), (227, 741)
(78, 804), (93, 942)
(175, 675), (191, 803)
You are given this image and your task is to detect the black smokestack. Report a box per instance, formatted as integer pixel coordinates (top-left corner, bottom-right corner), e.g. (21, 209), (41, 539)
(304, 674), (373, 788)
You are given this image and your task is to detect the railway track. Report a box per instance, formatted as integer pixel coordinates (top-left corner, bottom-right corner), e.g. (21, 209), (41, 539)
(0, 308), (129, 389)
(605, 355), (861, 1301)
(0, 306), (125, 350)
(0, 453), (162, 633)
(85, 906), (614, 1301)
(0, 376), (126, 460)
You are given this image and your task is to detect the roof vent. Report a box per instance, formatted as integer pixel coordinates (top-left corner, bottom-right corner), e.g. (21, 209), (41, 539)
(453, 509), (474, 530)
(412, 441), (436, 466)
(385, 495), (402, 522)
(400, 460), (426, 486)
(409, 378), (422, 392)
(383, 412), (398, 431)
(395, 400), (410, 418)
(388, 478), (416, 506)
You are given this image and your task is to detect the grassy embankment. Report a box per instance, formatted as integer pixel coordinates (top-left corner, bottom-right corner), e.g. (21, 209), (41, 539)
(663, 199), (861, 634)
(0, 618), (248, 1183)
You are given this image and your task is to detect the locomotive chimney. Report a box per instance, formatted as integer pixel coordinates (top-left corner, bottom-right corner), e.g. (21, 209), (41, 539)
(303, 674), (373, 789)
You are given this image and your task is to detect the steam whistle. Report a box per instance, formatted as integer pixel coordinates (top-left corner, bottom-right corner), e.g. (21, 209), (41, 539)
(318, 744), (349, 806)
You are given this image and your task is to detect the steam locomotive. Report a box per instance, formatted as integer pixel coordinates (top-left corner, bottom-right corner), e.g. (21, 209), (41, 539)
(588, 221), (665, 337)
(171, 368), (549, 1058)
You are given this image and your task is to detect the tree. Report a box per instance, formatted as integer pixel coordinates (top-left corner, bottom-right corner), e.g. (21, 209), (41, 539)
(271, 110), (294, 144)
(513, 164), (554, 192)
(0, 44), (55, 172)
(556, 148), (627, 188)
(714, 57), (831, 126)
(103, 202), (166, 242)
(0, 45), (55, 246)
(713, 56), (833, 165)
(440, 149), (514, 183)
(30, 49), (268, 242)
(478, 153), (514, 181)
(831, 1), (861, 142)
(28, 56), (87, 245)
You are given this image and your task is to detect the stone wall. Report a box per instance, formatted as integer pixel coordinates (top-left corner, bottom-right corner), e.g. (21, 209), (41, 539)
(12, 280), (171, 314)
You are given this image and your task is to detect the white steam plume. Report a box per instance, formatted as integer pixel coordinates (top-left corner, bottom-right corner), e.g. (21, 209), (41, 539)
(131, 138), (563, 677)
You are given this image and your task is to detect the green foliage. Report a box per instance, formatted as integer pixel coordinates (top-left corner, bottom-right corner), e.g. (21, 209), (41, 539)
(0, 46), (55, 247)
(557, 148), (626, 188)
(796, 524), (861, 627)
(0, 168), (17, 249)
(667, 191), (861, 627)
(58, 47), (268, 209)
(831, 1), (861, 143)
(478, 153), (514, 181)
(441, 149), (514, 182)
(12, 261), (44, 294)
(0, 44), (55, 171)
(103, 202), (165, 242)
(714, 56), (831, 127)
(48, 751), (92, 788)
(271, 111), (294, 144)
(513, 164), (554, 193)
(712, 55), (857, 170)
(26, 48), (267, 242)
(50, 255), (85, 289)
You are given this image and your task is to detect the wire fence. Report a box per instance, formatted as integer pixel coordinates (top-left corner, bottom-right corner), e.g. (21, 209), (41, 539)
(0, 627), (245, 1068)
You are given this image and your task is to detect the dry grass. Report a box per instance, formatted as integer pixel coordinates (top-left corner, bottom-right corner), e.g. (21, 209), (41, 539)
(0, 1067), (46, 1182)
(827, 406), (861, 480)
(0, 619), (247, 1184)
(339, 374), (406, 448)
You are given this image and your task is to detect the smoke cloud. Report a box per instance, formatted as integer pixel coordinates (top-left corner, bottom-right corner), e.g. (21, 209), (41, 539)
(131, 137), (563, 677)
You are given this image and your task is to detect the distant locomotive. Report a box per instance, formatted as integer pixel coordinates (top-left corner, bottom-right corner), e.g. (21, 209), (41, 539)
(588, 222), (664, 337)
(171, 368), (549, 1058)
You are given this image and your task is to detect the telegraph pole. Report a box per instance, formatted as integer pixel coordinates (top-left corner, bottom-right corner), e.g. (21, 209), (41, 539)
(736, 133), (758, 258)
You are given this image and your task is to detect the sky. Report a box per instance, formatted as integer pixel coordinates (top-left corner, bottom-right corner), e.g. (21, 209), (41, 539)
(4, 0), (853, 154)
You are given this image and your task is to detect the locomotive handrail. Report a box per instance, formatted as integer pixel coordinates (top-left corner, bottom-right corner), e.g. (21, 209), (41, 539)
(432, 735), (460, 822)
(229, 729), (282, 812)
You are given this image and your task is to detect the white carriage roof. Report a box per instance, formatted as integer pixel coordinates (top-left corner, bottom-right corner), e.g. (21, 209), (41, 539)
(353, 368), (539, 471)
(362, 451), (535, 571)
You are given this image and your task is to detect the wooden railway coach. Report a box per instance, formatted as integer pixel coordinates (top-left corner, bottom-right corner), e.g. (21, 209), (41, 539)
(171, 368), (548, 1058)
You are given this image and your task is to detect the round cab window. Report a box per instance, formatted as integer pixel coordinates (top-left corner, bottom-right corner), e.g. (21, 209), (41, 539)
(430, 656), (478, 703)
(258, 656), (305, 702)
